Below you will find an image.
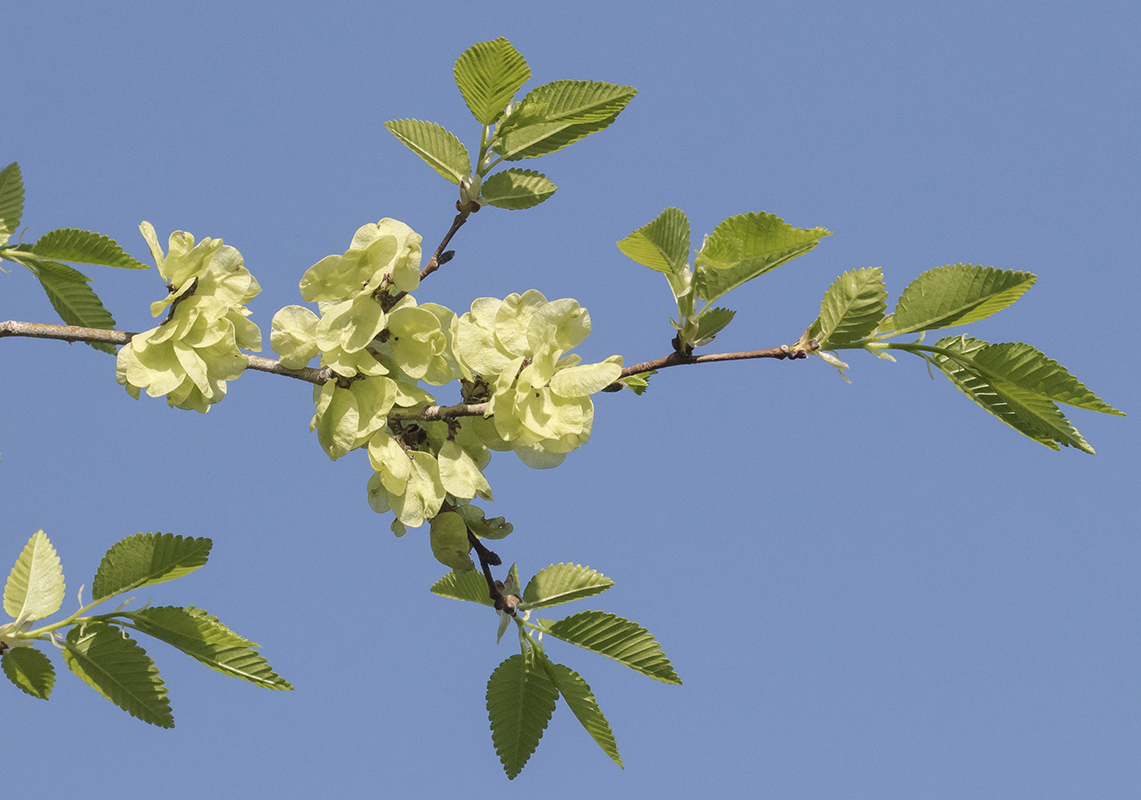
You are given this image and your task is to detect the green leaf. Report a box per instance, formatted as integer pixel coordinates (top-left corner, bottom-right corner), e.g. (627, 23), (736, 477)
(521, 563), (613, 610)
(693, 307), (736, 344)
(616, 207), (691, 275)
(383, 119), (472, 185)
(546, 611), (681, 684)
(818, 267), (889, 346)
(91, 533), (212, 602)
(2, 646), (56, 699)
(453, 37), (531, 125)
(31, 228), (148, 269)
(966, 341), (1124, 416)
(430, 512), (475, 573)
(454, 502), (513, 540)
(123, 606), (293, 690)
(0, 161), (24, 246)
(4, 530), (65, 622)
(929, 336), (1094, 453)
(34, 260), (118, 354)
(62, 622), (173, 727)
(621, 370), (654, 395)
(544, 660), (622, 768)
(694, 212), (831, 304)
(890, 264), (1036, 335)
(486, 648), (559, 779)
(480, 169), (557, 209)
(431, 568), (496, 606)
(492, 80), (637, 161)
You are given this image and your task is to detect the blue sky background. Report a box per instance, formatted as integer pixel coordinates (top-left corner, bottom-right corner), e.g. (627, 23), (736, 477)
(3, 2), (1138, 797)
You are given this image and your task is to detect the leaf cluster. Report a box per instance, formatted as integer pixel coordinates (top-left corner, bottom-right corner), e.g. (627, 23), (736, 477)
(432, 562), (679, 777)
(385, 38), (636, 211)
(0, 162), (146, 353)
(0, 530), (291, 726)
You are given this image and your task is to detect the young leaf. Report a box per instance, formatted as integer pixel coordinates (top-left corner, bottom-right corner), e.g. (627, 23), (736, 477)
(693, 307), (736, 344)
(521, 563), (613, 610)
(621, 370), (655, 395)
(4, 530), (65, 622)
(62, 622), (173, 727)
(616, 207), (691, 275)
(383, 119), (472, 185)
(486, 648), (559, 779)
(453, 37), (531, 125)
(480, 169), (557, 210)
(929, 336), (1094, 453)
(2, 646), (56, 699)
(491, 80), (637, 161)
(818, 267), (888, 346)
(123, 606), (293, 690)
(431, 569), (496, 606)
(31, 228), (148, 269)
(0, 161), (24, 246)
(546, 611), (681, 684)
(543, 660), (622, 768)
(91, 533), (212, 602)
(890, 264), (1036, 335)
(34, 260), (117, 354)
(694, 212), (831, 304)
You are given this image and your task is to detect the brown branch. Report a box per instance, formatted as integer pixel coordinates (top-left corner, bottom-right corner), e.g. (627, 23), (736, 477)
(607, 340), (819, 390)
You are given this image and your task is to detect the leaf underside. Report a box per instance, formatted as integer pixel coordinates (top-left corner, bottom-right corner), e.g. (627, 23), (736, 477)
(35, 260), (117, 353)
(929, 336), (1094, 453)
(544, 660), (622, 768)
(819, 267), (888, 346)
(63, 622), (173, 728)
(492, 80), (637, 161)
(486, 648), (559, 779)
(546, 611), (681, 684)
(124, 606), (292, 690)
(2, 646), (56, 699)
(431, 568), (497, 606)
(616, 206), (691, 275)
(383, 119), (471, 185)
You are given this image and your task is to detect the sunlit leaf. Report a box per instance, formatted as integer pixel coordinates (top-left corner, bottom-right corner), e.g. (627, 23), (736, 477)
(91, 533), (212, 602)
(453, 37), (531, 125)
(480, 169), (557, 209)
(383, 119), (471, 185)
(32, 228), (148, 269)
(967, 341), (1124, 415)
(544, 660), (622, 768)
(520, 563), (613, 610)
(818, 267), (888, 346)
(929, 336), (1094, 453)
(2, 646), (55, 699)
(694, 212), (830, 304)
(124, 606), (293, 690)
(546, 611), (681, 684)
(0, 161), (24, 246)
(62, 622), (173, 727)
(891, 264), (1035, 335)
(492, 80), (636, 161)
(3, 530), (65, 621)
(616, 207), (691, 275)
(431, 568), (496, 606)
(486, 648), (559, 779)
(694, 307), (736, 344)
